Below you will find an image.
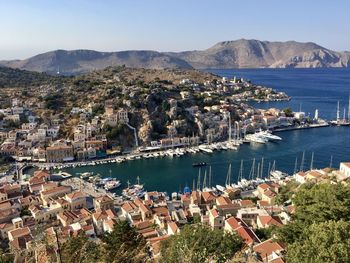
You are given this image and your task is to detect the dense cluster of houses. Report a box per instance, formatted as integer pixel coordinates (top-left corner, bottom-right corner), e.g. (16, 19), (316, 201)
(0, 162), (349, 261)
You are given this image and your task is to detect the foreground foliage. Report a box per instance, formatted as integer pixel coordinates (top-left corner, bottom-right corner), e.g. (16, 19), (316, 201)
(275, 183), (350, 263)
(159, 224), (243, 263)
(61, 221), (149, 263)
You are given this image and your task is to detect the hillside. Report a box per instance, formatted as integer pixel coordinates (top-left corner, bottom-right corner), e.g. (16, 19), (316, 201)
(1, 39), (349, 75)
(0, 66), (64, 88)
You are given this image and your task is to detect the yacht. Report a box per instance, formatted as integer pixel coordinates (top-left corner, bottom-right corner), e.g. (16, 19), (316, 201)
(245, 134), (268, 144)
(104, 180), (121, 190)
(256, 130), (282, 141)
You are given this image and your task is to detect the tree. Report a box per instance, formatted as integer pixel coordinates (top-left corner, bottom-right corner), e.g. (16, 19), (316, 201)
(159, 225), (243, 263)
(60, 234), (101, 263)
(283, 107), (294, 117)
(275, 180), (299, 205)
(102, 221), (149, 263)
(287, 220), (350, 263)
(0, 249), (13, 263)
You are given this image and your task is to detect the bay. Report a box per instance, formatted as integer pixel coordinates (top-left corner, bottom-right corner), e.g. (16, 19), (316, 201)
(64, 68), (350, 194)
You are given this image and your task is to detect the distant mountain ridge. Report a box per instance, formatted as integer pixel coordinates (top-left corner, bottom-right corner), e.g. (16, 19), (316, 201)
(1, 39), (349, 75)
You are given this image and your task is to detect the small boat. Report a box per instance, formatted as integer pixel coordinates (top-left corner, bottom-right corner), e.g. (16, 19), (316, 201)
(192, 162), (207, 167)
(104, 180), (121, 190)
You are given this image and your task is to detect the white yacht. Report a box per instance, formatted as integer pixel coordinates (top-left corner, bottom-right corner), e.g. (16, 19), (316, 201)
(256, 130), (282, 141)
(245, 134), (268, 144)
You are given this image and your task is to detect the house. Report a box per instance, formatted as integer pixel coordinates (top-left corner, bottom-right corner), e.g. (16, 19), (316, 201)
(93, 195), (114, 211)
(8, 227), (33, 251)
(225, 217), (260, 246)
(256, 215), (283, 229)
(253, 238), (285, 263)
(46, 145), (74, 162)
(92, 209), (116, 235)
(167, 221), (180, 235)
(208, 208), (224, 230)
(340, 162), (350, 177)
(64, 192), (87, 211)
(294, 171), (306, 184)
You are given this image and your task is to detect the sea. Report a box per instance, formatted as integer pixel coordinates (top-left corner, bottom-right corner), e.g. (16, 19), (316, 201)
(64, 68), (350, 194)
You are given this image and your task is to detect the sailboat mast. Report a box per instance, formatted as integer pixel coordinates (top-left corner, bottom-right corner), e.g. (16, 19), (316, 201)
(257, 163), (260, 179)
(203, 169), (207, 190)
(197, 168), (201, 190)
(348, 96), (350, 121)
(252, 158), (255, 180)
(208, 166), (212, 188)
(260, 157), (264, 178)
(294, 157), (298, 174)
(267, 162), (271, 179)
(337, 101), (340, 121)
(330, 155), (333, 168)
(310, 152), (314, 170)
(300, 151), (305, 172)
(239, 160), (244, 181)
(228, 113), (232, 142)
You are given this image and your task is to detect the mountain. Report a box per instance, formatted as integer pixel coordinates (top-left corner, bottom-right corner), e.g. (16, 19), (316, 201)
(0, 50), (193, 75)
(1, 39), (349, 75)
(169, 39), (350, 68)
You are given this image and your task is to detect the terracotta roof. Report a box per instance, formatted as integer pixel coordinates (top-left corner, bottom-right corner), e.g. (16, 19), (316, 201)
(152, 206), (169, 217)
(121, 201), (138, 213)
(341, 162), (350, 168)
(258, 183), (271, 190)
(239, 199), (255, 207)
(95, 195), (113, 203)
(41, 186), (71, 196)
(263, 189), (277, 198)
(134, 220), (152, 230)
(216, 196), (232, 206)
(209, 208), (220, 218)
(258, 215), (283, 227)
(168, 221), (179, 234)
(201, 191), (216, 202)
(235, 226), (260, 245)
(65, 191), (85, 200)
(253, 238), (285, 260)
(9, 227), (31, 239)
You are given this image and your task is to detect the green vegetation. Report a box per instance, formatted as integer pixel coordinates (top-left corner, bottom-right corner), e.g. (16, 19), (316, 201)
(283, 107), (294, 117)
(287, 220), (350, 263)
(0, 66), (63, 88)
(159, 225), (243, 263)
(275, 183), (350, 263)
(0, 249), (13, 263)
(60, 221), (149, 263)
(275, 180), (300, 205)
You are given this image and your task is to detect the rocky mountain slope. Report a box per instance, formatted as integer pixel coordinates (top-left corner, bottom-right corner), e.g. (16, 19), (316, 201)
(1, 39), (349, 75)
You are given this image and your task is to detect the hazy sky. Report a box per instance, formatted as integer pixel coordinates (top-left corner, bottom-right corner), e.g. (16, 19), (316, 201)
(1, 0), (349, 60)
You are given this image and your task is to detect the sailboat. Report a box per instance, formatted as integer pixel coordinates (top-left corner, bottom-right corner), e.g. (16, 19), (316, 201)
(225, 163), (232, 189)
(237, 160), (249, 188)
(269, 160), (288, 180)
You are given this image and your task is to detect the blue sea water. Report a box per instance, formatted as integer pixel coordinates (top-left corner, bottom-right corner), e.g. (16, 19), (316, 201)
(64, 68), (350, 194)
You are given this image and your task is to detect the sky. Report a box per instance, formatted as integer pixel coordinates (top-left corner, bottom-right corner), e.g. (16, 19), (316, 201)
(1, 0), (349, 60)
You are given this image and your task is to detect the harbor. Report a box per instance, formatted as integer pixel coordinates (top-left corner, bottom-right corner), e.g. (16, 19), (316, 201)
(58, 125), (350, 195)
